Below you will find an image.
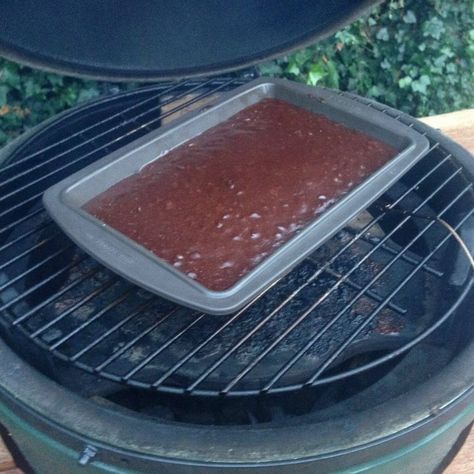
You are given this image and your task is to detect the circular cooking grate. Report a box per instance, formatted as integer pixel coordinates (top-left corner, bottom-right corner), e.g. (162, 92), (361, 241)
(0, 79), (473, 397)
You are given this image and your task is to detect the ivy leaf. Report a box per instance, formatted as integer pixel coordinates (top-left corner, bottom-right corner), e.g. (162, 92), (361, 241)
(287, 61), (300, 76)
(307, 63), (326, 86)
(259, 62), (283, 76)
(77, 87), (100, 103)
(335, 30), (359, 46)
(411, 75), (431, 94)
(446, 63), (457, 74)
(403, 10), (417, 24)
(398, 76), (413, 89)
(376, 27), (390, 41)
(325, 60), (340, 89)
(46, 74), (64, 87)
(368, 85), (382, 97)
(423, 17), (445, 40)
(381, 58), (391, 70)
(0, 85), (8, 106)
(23, 78), (42, 99)
(1, 66), (21, 88)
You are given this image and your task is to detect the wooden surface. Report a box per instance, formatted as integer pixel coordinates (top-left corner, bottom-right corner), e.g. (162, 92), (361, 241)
(0, 436), (17, 472)
(419, 109), (474, 153)
(0, 109), (473, 473)
(444, 425), (474, 474)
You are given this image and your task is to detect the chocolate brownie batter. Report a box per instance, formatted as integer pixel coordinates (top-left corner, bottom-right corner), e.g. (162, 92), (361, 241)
(84, 99), (395, 291)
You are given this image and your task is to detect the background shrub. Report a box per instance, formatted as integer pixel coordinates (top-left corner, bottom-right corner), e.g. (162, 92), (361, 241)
(260, 0), (474, 117)
(0, 0), (473, 147)
(0, 62), (131, 147)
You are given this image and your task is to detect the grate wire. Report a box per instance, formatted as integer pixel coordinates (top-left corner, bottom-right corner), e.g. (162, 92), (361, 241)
(0, 79), (472, 397)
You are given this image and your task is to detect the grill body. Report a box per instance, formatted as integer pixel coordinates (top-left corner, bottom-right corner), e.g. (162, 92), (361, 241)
(0, 82), (473, 473)
(0, 328), (473, 473)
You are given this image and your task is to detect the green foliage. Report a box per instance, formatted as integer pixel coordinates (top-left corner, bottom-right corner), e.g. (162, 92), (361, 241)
(0, 60), (131, 146)
(260, 0), (474, 117)
(0, 0), (472, 147)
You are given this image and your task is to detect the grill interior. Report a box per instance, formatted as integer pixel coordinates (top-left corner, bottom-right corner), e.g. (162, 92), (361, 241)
(0, 79), (473, 398)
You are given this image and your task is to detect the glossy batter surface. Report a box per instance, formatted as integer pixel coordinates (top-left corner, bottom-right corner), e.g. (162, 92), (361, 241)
(84, 99), (395, 291)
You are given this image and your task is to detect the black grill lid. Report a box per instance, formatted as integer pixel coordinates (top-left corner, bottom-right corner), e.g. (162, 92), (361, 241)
(0, 0), (380, 81)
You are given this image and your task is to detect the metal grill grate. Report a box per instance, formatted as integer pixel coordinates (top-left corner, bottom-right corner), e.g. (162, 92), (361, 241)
(0, 79), (473, 397)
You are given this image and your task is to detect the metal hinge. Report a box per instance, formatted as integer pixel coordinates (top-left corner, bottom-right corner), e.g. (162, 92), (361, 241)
(78, 445), (98, 466)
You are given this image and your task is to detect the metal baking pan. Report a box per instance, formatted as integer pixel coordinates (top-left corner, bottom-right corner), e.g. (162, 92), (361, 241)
(43, 78), (429, 315)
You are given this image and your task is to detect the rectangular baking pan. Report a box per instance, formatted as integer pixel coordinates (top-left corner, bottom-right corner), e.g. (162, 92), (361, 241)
(43, 78), (429, 315)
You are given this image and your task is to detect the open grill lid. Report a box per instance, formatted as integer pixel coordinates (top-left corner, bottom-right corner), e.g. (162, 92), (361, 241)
(0, 0), (380, 81)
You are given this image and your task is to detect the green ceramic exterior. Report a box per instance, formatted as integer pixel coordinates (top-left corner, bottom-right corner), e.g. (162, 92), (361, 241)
(1, 398), (473, 473)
